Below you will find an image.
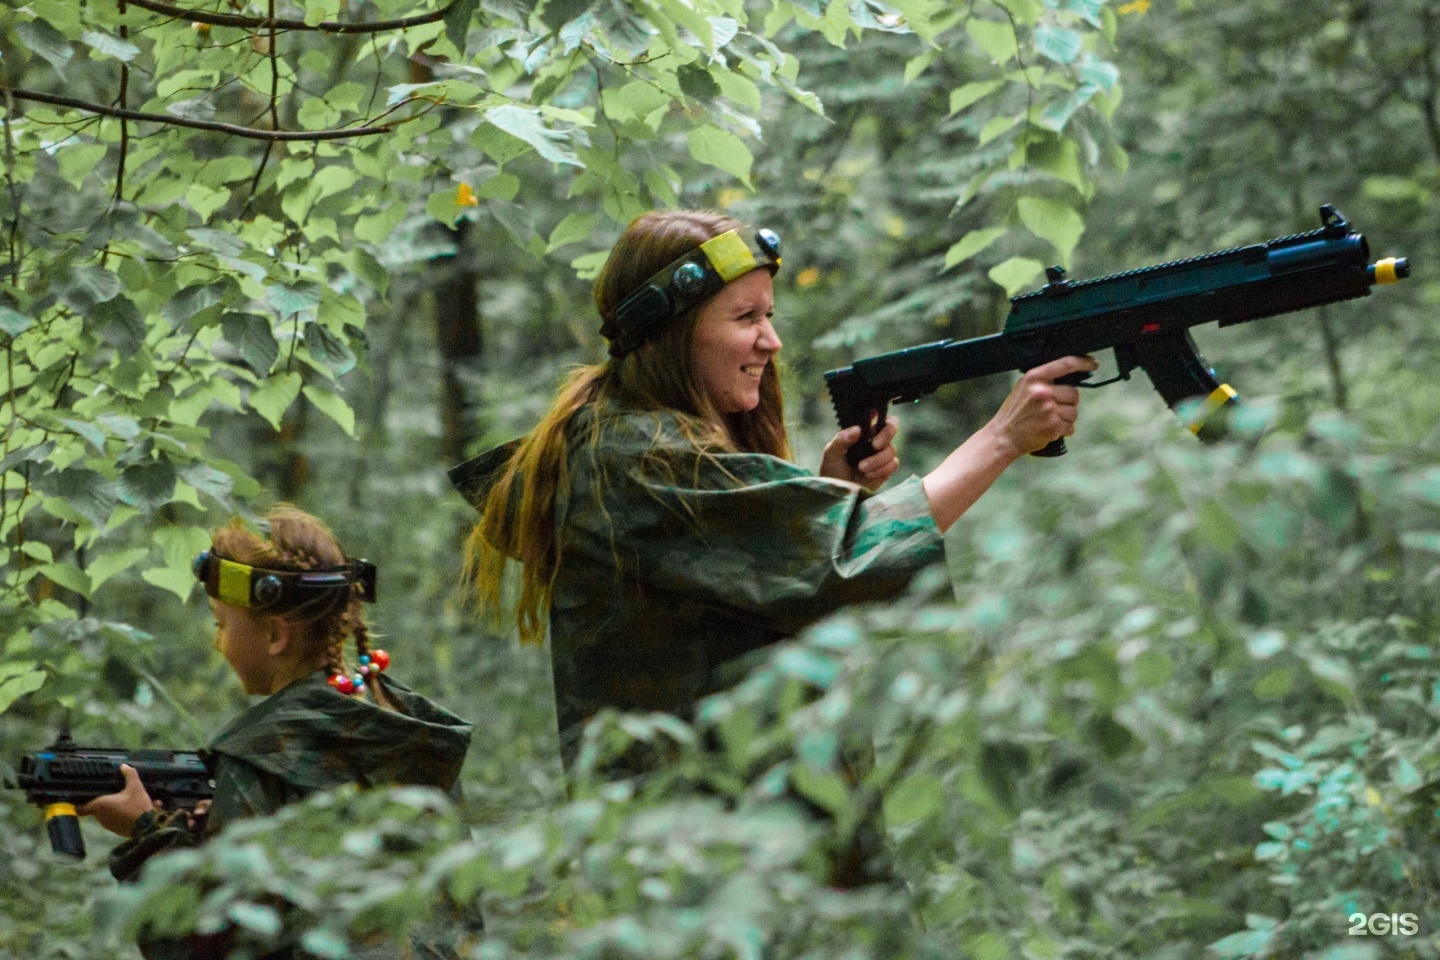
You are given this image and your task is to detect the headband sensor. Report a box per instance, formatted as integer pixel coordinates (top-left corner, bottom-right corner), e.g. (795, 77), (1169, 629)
(604, 228), (782, 358)
(192, 551), (377, 612)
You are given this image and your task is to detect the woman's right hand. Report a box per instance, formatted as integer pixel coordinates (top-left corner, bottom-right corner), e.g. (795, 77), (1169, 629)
(984, 355), (1098, 457)
(78, 764), (158, 838)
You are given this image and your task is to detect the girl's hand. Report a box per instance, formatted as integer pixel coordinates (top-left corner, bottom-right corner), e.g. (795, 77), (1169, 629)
(819, 415), (901, 492)
(984, 355), (1098, 457)
(78, 764), (158, 838)
(183, 800), (211, 835)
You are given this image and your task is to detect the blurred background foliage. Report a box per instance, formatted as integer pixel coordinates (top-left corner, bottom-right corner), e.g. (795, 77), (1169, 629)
(2, 0), (1439, 956)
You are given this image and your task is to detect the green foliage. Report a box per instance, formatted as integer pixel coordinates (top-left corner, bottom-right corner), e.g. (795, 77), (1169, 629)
(6, 0), (1440, 957)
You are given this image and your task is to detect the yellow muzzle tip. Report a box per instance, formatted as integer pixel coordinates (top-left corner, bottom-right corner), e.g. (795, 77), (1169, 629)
(45, 803), (78, 821)
(1374, 258), (1401, 284)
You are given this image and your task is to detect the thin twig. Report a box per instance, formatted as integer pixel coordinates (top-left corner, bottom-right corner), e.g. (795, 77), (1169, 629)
(2, 86), (20, 286)
(10, 89), (429, 141)
(122, 0), (457, 34)
(116, 4), (131, 203)
(268, 0), (280, 134)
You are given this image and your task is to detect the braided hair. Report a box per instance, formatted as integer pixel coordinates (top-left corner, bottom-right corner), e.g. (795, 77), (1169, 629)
(210, 506), (395, 709)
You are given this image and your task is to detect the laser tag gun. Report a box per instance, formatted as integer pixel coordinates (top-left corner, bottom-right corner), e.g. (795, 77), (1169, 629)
(12, 722), (213, 860)
(825, 205), (1411, 463)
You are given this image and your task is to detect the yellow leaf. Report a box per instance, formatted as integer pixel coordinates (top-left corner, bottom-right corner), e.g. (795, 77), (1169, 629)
(796, 266), (820, 288)
(1364, 787), (1382, 807)
(456, 183), (479, 207)
(1118, 0), (1150, 13)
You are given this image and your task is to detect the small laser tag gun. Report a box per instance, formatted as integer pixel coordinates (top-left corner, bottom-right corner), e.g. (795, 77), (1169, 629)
(12, 724), (213, 860)
(825, 205), (1411, 463)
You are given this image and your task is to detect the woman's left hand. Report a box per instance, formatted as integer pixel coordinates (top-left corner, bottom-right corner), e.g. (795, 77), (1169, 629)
(819, 416), (900, 492)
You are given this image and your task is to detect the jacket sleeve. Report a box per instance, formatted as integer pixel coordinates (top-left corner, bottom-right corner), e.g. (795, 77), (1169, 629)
(566, 433), (945, 634)
(109, 809), (198, 883)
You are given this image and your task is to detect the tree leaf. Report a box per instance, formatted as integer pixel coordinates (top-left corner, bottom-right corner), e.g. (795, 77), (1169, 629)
(688, 126), (754, 187)
(444, 0), (479, 50)
(1037, 82), (1100, 132)
(178, 462), (234, 501)
(38, 562), (92, 597)
(267, 281), (323, 318)
(141, 566), (195, 602)
(221, 312), (280, 374)
(162, 283), (227, 330)
(0, 442), (55, 477)
(60, 265), (122, 313)
(155, 525), (211, 571)
(0, 668), (47, 715)
(53, 468), (118, 527)
(117, 458), (178, 511)
(966, 19), (1018, 64)
(1018, 196), (1085, 265)
(988, 257), (1044, 295)
(302, 386), (356, 437)
(950, 80), (1005, 115)
(547, 212), (599, 252)
(885, 772), (943, 826)
(88, 547), (150, 590)
(304, 324), (357, 377)
(0, 305), (32, 337)
(61, 419), (107, 452)
(82, 30), (141, 61)
(944, 228), (1007, 270)
(485, 105), (584, 168)
(88, 296), (146, 352)
(1033, 26), (1081, 64)
(249, 372), (303, 429)
(17, 20), (73, 78)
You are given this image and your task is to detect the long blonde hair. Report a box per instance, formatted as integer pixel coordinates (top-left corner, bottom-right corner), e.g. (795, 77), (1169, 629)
(466, 210), (792, 646)
(213, 506), (395, 708)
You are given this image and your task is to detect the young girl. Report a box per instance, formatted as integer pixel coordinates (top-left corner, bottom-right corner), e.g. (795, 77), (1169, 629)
(79, 507), (474, 953)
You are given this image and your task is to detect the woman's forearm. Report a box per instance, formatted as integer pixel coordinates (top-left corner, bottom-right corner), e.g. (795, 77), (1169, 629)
(921, 423), (1022, 534)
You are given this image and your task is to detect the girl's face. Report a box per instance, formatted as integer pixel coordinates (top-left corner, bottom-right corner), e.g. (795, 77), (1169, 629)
(210, 598), (277, 695)
(690, 269), (781, 417)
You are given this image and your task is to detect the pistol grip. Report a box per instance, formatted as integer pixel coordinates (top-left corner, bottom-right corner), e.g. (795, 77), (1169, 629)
(843, 402), (890, 469)
(1031, 437), (1068, 457)
(1027, 367), (1088, 458)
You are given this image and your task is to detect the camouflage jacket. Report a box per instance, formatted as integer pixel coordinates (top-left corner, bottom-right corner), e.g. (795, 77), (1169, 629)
(455, 404), (944, 767)
(110, 671), (475, 958)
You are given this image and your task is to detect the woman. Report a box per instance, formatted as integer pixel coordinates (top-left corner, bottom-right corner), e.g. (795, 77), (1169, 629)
(456, 209), (1094, 773)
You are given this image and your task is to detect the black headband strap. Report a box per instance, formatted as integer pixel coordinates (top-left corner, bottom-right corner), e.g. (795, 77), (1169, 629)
(601, 228), (782, 359)
(193, 551), (377, 611)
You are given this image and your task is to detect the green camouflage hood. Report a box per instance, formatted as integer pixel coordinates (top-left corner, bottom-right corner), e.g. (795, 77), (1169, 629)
(207, 672), (472, 793)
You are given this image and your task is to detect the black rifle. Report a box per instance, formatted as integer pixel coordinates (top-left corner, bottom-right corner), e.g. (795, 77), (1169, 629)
(12, 724), (212, 860)
(825, 205), (1411, 462)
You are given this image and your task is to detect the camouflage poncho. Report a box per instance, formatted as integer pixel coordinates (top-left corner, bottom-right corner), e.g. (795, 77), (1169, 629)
(455, 404), (944, 766)
(111, 670), (472, 881)
(109, 671), (476, 959)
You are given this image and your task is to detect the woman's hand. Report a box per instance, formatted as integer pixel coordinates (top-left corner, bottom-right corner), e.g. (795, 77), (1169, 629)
(983, 355), (1098, 457)
(819, 415), (901, 492)
(78, 764), (158, 838)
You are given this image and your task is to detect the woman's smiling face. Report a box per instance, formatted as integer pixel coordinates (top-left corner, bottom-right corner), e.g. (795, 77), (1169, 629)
(690, 269), (781, 416)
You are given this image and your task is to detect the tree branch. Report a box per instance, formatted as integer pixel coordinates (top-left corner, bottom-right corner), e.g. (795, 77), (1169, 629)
(10, 89), (426, 141)
(123, 0), (457, 34)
